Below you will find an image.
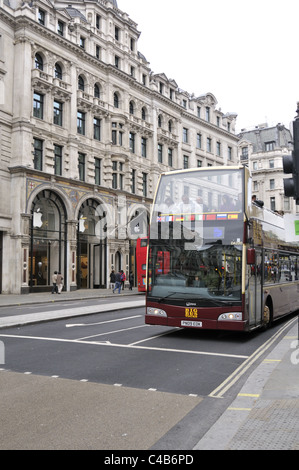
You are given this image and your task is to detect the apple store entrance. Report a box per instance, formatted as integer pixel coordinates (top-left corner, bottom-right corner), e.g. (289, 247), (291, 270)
(29, 191), (66, 292)
(77, 199), (107, 289)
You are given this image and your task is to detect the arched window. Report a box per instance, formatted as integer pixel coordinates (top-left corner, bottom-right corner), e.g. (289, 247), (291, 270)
(129, 101), (134, 115)
(94, 83), (100, 98)
(158, 114), (162, 128)
(78, 75), (85, 91)
(77, 199), (107, 289)
(29, 190), (66, 291)
(141, 107), (146, 121)
(168, 120), (173, 132)
(54, 63), (62, 80)
(35, 53), (43, 70)
(114, 92), (119, 108)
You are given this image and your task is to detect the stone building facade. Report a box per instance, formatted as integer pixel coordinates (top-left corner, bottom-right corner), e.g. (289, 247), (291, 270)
(0, 0), (239, 294)
(238, 123), (296, 214)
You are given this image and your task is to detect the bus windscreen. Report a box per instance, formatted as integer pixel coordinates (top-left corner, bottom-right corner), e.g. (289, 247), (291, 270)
(148, 168), (244, 305)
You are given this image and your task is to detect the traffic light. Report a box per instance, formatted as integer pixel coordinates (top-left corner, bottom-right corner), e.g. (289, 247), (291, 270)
(283, 105), (299, 203)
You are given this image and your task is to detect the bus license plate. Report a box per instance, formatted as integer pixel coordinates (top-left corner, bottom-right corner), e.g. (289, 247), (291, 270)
(181, 320), (202, 328)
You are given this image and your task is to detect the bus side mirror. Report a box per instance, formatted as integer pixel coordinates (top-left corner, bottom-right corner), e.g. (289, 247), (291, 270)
(247, 248), (255, 265)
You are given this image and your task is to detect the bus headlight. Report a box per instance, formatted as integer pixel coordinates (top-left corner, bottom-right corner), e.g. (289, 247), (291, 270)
(147, 307), (167, 317)
(218, 312), (242, 321)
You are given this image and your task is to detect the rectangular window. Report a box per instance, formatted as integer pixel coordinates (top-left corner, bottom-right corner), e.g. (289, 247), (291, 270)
(95, 158), (101, 185)
(284, 196), (290, 211)
(33, 92), (44, 119)
(38, 9), (45, 25)
(57, 21), (64, 36)
(269, 159), (274, 168)
(95, 45), (100, 59)
(79, 36), (85, 49)
(183, 155), (189, 169)
(119, 173), (123, 190)
(78, 153), (85, 181)
(183, 128), (188, 143)
(115, 26), (120, 41)
(228, 146), (232, 161)
(54, 144), (62, 176)
(129, 132), (135, 153)
(53, 100), (63, 126)
(33, 138), (43, 170)
(196, 133), (202, 149)
(141, 137), (147, 158)
(112, 129), (117, 145)
(270, 196), (275, 211)
(93, 117), (101, 140)
(77, 111), (85, 135)
(168, 148), (173, 167)
(265, 141), (275, 151)
(132, 169), (136, 193)
(241, 147), (248, 160)
(207, 137), (212, 153)
(112, 173), (117, 189)
(142, 172), (147, 197)
(270, 179), (275, 190)
(158, 143), (163, 163)
(96, 15), (101, 29)
(119, 130), (123, 146)
(216, 141), (221, 157)
(206, 107), (210, 122)
(115, 56), (120, 68)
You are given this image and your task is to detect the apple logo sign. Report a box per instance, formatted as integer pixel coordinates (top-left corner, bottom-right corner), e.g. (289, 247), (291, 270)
(79, 216), (86, 233)
(33, 209), (43, 228)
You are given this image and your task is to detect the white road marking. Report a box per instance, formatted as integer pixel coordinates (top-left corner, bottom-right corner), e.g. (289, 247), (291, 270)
(129, 328), (179, 346)
(0, 333), (249, 359)
(66, 315), (142, 328)
(209, 317), (297, 398)
(76, 324), (147, 341)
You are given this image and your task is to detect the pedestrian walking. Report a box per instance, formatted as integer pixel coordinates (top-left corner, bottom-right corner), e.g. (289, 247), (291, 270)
(57, 272), (63, 294)
(120, 270), (126, 290)
(110, 270), (116, 290)
(113, 271), (122, 294)
(129, 271), (134, 290)
(51, 271), (58, 294)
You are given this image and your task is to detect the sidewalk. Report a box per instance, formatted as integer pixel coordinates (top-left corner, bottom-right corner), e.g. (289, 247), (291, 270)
(0, 288), (298, 450)
(194, 319), (299, 450)
(0, 286), (142, 307)
(0, 287), (145, 328)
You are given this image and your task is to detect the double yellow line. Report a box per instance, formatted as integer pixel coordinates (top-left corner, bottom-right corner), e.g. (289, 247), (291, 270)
(209, 317), (297, 399)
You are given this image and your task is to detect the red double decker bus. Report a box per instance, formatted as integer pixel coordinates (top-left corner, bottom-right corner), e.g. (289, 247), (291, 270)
(136, 237), (171, 292)
(145, 166), (299, 332)
(136, 237), (148, 292)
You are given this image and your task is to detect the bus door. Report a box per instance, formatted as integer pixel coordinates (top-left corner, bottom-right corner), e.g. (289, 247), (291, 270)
(248, 249), (263, 327)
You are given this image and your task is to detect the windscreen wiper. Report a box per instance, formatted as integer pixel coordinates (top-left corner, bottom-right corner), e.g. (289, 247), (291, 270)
(157, 292), (178, 302)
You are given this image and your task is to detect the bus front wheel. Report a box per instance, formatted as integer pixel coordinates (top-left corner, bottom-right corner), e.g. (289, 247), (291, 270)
(262, 303), (272, 330)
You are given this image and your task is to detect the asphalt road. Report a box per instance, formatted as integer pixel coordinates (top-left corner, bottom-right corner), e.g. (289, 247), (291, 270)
(0, 303), (296, 450)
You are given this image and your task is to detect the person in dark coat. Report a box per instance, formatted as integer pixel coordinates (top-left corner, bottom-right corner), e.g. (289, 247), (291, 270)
(129, 271), (134, 290)
(113, 271), (122, 294)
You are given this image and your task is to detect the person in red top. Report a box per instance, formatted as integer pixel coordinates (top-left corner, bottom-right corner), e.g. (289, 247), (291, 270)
(120, 270), (126, 290)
